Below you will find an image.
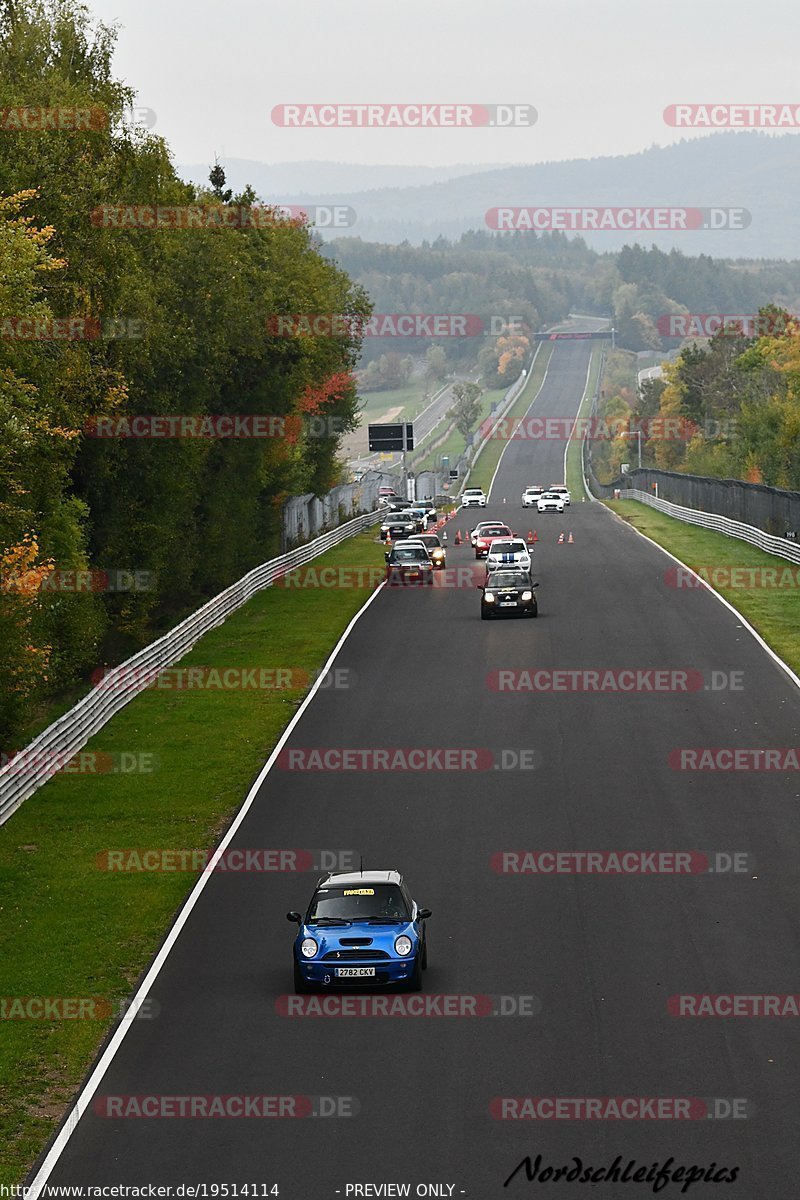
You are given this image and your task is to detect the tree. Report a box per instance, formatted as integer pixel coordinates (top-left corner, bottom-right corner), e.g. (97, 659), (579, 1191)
(209, 159), (233, 202)
(425, 344), (447, 382)
(448, 382), (483, 442)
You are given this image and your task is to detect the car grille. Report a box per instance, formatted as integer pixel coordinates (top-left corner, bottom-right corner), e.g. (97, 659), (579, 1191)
(322, 949), (391, 961)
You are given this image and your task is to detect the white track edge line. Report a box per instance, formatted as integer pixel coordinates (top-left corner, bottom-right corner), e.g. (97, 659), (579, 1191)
(27, 579), (388, 1196)
(486, 346), (552, 502)
(607, 505), (800, 693)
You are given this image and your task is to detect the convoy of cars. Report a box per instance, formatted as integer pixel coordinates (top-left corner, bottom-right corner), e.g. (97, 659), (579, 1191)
(286, 481), (569, 991)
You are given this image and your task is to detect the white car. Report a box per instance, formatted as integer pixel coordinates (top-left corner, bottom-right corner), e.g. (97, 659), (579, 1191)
(521, 486), (544, 508)
(461, 488), (487, 508)
(537, 491), (565, 514)
(549, 485), (571, 505)
(485, 538), (532, 572)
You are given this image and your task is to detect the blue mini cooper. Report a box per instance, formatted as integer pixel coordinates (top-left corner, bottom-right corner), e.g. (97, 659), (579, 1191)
(287, 870), (431, 992)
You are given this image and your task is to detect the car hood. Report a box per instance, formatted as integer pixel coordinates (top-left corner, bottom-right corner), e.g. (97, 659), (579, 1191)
(298, 920), (417, 954)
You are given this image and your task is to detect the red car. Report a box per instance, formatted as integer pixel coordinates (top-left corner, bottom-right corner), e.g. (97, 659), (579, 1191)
(474, 523), (512, 559)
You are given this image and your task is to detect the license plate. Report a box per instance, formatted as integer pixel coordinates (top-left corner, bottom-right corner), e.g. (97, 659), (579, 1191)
(335, 967), (375, 977)
(500, 600), (516, 607)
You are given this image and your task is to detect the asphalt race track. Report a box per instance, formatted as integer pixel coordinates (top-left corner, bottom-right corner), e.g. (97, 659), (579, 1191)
(33, 339), (800, 1199)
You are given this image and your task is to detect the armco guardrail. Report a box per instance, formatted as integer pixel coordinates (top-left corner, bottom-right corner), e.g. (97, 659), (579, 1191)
(621, 489), (800, 566)
(0, 508), (382, 826)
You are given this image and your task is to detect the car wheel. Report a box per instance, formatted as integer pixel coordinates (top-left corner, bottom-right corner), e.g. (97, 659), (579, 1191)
(530, 605), (538, 618)
(481, 609), (491, 620)
(405, 954), (423, 992)
(293, 960), (312, 994)
(421, 936), (428, 970)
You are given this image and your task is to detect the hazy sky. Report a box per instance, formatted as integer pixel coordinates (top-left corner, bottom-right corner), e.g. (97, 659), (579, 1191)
(90, 0), (800, 168)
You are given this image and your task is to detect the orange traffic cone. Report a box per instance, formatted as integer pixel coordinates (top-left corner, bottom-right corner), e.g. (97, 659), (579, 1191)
(455, 529), (462, 545)
(527, 530), (534, 543)
(533, 530), (539, 543)
(568, 532), (574, 544)
(557, 532), (564, 544)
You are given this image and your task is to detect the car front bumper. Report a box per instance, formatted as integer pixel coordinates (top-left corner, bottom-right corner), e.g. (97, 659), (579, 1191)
(482, 598), (536, 616)
(296, 956), (419, 988)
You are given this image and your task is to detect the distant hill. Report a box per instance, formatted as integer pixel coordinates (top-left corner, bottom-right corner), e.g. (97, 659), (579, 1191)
(175, 159), (512, 196)
(177, 135), (800, 259)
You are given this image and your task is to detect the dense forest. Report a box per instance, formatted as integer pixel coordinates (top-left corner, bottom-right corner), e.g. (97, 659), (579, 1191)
(0, 0), (368, 742)
(590, 307), (800, 491)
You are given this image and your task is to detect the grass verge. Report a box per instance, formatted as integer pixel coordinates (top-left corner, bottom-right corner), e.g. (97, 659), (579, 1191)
(468, 342), (554, 495)
(606, 500), (800, 676)
(0, 524), (385, 1186)
(410, 385), (506, 474)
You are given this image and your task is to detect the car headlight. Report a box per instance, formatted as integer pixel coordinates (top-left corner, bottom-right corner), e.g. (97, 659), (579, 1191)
(300, 937), (318, 958)
(395, 935), (413, 957)
(521, 590), (532, 601)
(484, 591), (495, 602)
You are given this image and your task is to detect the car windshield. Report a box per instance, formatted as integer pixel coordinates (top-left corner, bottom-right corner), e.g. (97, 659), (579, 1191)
(491, 541), (525, 553)
(416, 537), (439, 548)
(487, 573), (528, 589)
(481, 527), (508, 537)
(308, 884), (411, 922)
(392, 548), (427, 561)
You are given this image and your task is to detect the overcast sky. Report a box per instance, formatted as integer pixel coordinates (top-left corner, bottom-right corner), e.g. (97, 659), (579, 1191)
(90, 0), (799, 168)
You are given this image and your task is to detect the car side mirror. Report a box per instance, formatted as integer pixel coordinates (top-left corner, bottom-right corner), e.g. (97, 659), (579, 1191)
(286, 911), (302, 924)
(417, 908), (432, 920)
(476, 584), (484, 590)
(531, 582), (540, 589)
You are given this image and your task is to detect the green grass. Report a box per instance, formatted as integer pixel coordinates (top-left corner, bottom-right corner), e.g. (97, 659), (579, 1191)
(0, 524), (386, 1186)
(565, 346), (604, 500)
(467, 343), (554, 494)
(607, 500), (800, 675)
(410, 386), (506, 473)
(357, 381), (433, 423)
